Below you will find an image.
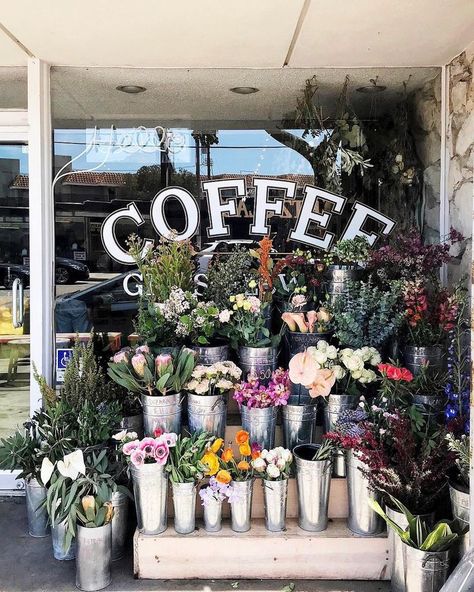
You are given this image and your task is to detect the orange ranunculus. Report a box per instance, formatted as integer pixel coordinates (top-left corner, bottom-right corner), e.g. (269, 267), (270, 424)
(237, 460), (250, 471)
(221, 447), (234, 462)
(216, 469), (232, 484)
(251, 449), (261, 460)
(235, 430), (249, 445)
(239, 442), (251, 456)
(210, 438), (224, 453)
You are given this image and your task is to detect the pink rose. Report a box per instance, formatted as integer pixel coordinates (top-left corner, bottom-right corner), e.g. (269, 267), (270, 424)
(130, 449), (145, 467)
(122, 440), (139, 455)
(155, 354), (172, 375)
(131, 353), (147, 377)
(153, 442), (170, 465)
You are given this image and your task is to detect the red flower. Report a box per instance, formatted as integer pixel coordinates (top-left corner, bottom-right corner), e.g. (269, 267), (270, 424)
(378, 363), (413, 382)
(153, 427), (163, 437)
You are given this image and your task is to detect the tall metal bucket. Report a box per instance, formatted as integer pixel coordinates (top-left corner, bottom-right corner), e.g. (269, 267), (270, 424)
(25, 478), (49, 538)
(240, 404), (278, 450)
(238, 346), (278, 385)
(172, 482), (196, 534)
(282, 404), (317, 450)
(141, 392), (182, 436)
(230, 479), (254, 533)
(111, 490), (129, 561)
(263, 479), (288, 532)
(75, 523), (112, 592)
(403, 345), (443, 376)
(191, 344), (229, 365)
(404, 546), (450, 592)
(130, 463), (168, 535)
(287, 332), (332, 357)
(287, 381), (312, 405)
(187, 393), (227, 439)
(324, 394), (357, 477)
(324, 266), (365, 303)
(51, 520), (75, 561)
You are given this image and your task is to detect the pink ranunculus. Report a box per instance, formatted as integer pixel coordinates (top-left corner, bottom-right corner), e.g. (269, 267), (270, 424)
(153, 441), (170, 465)
(139, 437), (157, 456)
(131, 353), (147, 377)
(136, 345), (150, 355)
(130, 449), (145, 467)
(155, 353), (172, 375)
(113, 349), (129, 364)
(122, 439), (140, 455)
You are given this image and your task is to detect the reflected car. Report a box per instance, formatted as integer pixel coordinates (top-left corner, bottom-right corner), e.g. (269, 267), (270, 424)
(0, 263), (30, 289)
(55, 257), (90, 285)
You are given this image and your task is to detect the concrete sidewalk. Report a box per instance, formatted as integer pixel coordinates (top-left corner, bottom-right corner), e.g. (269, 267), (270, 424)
(0, 497), (389, 592)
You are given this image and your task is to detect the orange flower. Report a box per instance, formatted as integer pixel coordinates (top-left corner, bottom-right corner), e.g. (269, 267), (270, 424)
(258, 236), (273, 290)
(216, 469), (232, 484)
(221, 447), (234, 462)
(239, 442), (251, 456)
(235, 430), (249, 445)
(237, 460), (250, 471)
(251, 449), (261, 460)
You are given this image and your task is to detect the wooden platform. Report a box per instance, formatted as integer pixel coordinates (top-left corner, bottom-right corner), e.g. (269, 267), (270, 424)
(134, 519), (389, 580)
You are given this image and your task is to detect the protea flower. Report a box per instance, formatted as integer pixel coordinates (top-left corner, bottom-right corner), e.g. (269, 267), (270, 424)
(112, 349), (129, 364)
(81, 495), (95, 514)
(155, 353), (172, 375)
(103, 501), (114, 525)
(131, 353), (147, 377)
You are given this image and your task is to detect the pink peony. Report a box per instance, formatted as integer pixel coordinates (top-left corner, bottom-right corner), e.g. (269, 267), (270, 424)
(122, 440), (139, 455)
(131, 353), (147, 377)
(153, 442), (170, 465)
(130, 449), (145, 467)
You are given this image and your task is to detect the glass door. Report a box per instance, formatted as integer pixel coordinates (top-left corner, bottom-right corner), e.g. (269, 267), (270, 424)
(0, 143), (31, 490)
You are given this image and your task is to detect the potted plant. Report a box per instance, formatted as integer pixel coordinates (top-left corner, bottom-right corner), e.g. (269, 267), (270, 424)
(446, 433), (470, 535)
(204, 245), (254, 309)
(293, 440), (335, 532)
(282, 306), (333, 357)
(251, 446), (293, 532)
(370, 495), (463, 592)
(233, 368), (290, 450)
(185, 360), (242, 439)
(199, 475), (233, 533)
(119, 430), (175, 536)
(75, 495), (115, 592)
(324, 236), (371, 302)
(108, 345), (197, 436)
(167, 432), (216, 534)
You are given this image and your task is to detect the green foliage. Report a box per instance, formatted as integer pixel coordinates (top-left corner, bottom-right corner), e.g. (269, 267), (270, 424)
(204, 247), (254, 308)
(312, 439), (336, 461)
(446, 434), (470, 488)
(330, 236), (371, 265)
(178, 301), (222, 345)
(166, 432), (214, 483)
(76, 496), (114, 529)
(330, 279), (404, 348)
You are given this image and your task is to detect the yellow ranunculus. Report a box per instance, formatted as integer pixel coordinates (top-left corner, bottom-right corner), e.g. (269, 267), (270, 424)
(201, 452), (219, 476)
(239, 442), (251, 456)
(243, 301), (251, 311)
(210, 438), (223, 453)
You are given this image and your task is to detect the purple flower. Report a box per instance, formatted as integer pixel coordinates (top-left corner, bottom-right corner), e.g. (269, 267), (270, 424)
(130, 449), (145, 467)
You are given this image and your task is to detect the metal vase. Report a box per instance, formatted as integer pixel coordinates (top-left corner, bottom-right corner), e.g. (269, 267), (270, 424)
(187, 393), (227, 439)
(403, 345), (443, 376)
(324, 394), (357, 477)
(263, 479), (288, 532)
(119, 413), (144, 439)
(324, 266), (365, 303)
(25, 478), (49, 538)
(287, 332), (332, 357)
(111, 490), (129, 561)
(438, 546), (474, 592)
(386, 506), (434, 592)
(294, 444), (332, 532)
(288, 381), (312, 405)
(449, 483), (470, 560)
(192, 344), (229, 365)
(131, 463), (168, 535)
(51, 520), (75, 561)
(203, 498), (222, 533)
(282, 404), (317, 450)
(404, 545), (450, 592)
(172, 481), (196, 534)
(75, 523), (112, 592)
(141, 392), (182, 436)
(412, 394), (447, 424)
(346, 449), (384, 536)
(240, 404), (278, 450)
(230, 480), (254, 533)
(238, 346), (278, 385)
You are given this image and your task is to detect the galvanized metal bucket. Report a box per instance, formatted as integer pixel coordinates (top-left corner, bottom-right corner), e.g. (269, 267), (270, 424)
(238, 346), (278, 385)
(76, 523), (112, 592)
(130, 463), (168, 535)
(325, 266), (365, 303)
(287, 332), (332, 357)
(141, 392), (182, 436)
(26, 478), (49, 538)
(294, 444), (332, 532)
(404, 545), (450, 592)
(192, 344), (229, 366)
(323, 394), (357, 477)
(240, 404), (278, 450)
(282, 404), (317, 450)
(172, 481), (196, 534)
(230, 479), (254, 533)
(203, 497), (222, 533)
(119, 413), (144, 439)
(187, 393), (227, 439)
(403, 345), (443, 376)
(263, 479), (288, 532)
(346, 449), (384, 536)
(287, 381), (312, 405)
(51, 520), (75, 561)
(111, 490), (129, 561)
(387, 506), (434, 592)
(439, 546), (474, 592)
(412, 393), (447, 424)
(449, 482), (470, 559)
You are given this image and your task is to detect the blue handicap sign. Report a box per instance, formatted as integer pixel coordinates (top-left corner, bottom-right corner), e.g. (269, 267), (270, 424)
(56, 348), (73, 383)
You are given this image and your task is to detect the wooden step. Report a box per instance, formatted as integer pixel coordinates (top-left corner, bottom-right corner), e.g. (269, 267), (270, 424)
(134, 518), (389, 580)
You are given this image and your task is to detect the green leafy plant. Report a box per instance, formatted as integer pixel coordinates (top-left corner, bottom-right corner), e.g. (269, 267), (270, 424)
(166, 432), (215, 483)
(327, 236), (371, 266)
(312, 439), (336, 461)
(204, 246), (254, 308)
(76, 494), (114, 528)
(446, 433), (470, 489)
(178, 300), (230, 345)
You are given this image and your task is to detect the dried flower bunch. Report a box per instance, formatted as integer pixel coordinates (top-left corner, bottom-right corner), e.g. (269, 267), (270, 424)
(185, 361), (242, 396)
(233, 369), (290, 408)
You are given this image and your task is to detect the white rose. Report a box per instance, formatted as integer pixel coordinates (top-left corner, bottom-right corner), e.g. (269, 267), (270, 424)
(266, 464), (281, 479)
(332, 365), (346, 380)
(276, 457), (286, 470)
(313, 350), (328, 366)
(218, 309), (232, 323)
(339, 348), (354, 358)
(326, 345), (338, 360)
(260, 449), (269, 460)
(282, 449), (292, 463)
(316, 340), (328, 352)
(343, 355), (363, 372)
(252, 457), (266, 472)
(369, 352), (382, 366)
(355, 347), (371, 362)
(351, 369), (363, 380)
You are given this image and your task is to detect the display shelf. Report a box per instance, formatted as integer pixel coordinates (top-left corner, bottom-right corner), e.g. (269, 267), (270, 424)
(133, 518), (389, 580)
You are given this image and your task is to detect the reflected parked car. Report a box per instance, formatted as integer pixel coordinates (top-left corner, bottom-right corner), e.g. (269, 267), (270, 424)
(0, 258), (90, 288)
(0, 263), (30, 289)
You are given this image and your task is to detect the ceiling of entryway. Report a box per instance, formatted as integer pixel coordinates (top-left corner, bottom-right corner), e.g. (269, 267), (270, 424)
(0, 0), (473, 68)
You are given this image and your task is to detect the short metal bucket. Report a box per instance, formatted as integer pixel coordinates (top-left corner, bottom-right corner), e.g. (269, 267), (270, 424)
(203, 498), (222, 533)
(26, 478), (49, 538)
(404, 546), (450, 592)
(75, 523), (112, 592)
(346, 449), (384, 536)
(449, 482), (470, 526)
(288, 380), (313, 405)
(131, 463), (168, 535)
(238, 346), (278, 385)
(294, 444), (332, 532)
(287, 332), (332, 357)
(172, 482), (196, 534)
(187, 393), (227, 439)
(192, 344), (229, 365)
(111, 490), (129, 561)
(52, 520), (75, 561)
(141, 392), (182, 436)
(403, 345), (443, 376)
(325, 266), (365, 303)
(282, 404), (317, 450)
(230, 480), (254, 533)
(119, 413), (144, 439)
(412, 393), (447, 424)
(240, 405), (277, 450)
(263, 479), (288, 532)
(324, 394), (357, 477)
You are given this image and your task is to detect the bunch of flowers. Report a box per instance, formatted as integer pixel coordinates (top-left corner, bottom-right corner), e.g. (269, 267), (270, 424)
(117, 431), (176, 468)
(272, 248), (325, 305)
(377, 362), (414, 405)
(233, 369), (290, 408)
(167, 432), (216, 483)
(251, 446), (293, 480)
(185, 361), (242, 396)
(216, 430), (262, 482)
(176, 299), (233, 345)
(199, 476), (235, 507)
(108, 345), (196, 397)
(222, 294), (275, 349)
(326, 236), (371, 266)
(282, 308), (332, 334)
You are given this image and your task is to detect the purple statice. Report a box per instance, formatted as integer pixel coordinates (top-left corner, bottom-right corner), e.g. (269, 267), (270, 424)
(199, 477), (232, 506)
(233, 369), (290, 409)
